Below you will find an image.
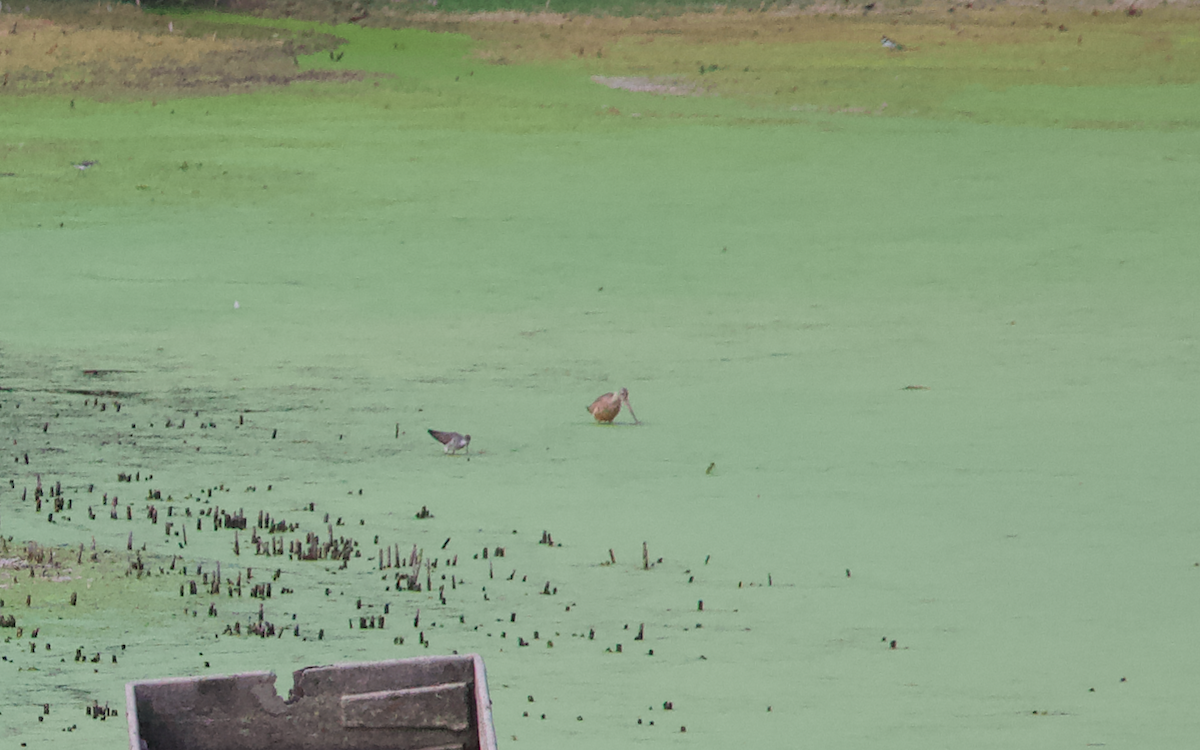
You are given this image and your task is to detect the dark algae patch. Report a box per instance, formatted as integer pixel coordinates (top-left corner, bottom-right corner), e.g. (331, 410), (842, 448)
(3, 3), (1200, 750)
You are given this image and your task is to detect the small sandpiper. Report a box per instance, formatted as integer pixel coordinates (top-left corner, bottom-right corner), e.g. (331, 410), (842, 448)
(880, 35), (905, 51)
(428, 429), (470, 455)
(587, 387), (640, 425)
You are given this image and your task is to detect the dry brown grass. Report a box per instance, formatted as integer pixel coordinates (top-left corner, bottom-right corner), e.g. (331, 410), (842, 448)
(3, 0), (1198, 111)
(391, 4), (1200, 119)
(396, 6), (1199, 67)
(0, 6), (356, 97)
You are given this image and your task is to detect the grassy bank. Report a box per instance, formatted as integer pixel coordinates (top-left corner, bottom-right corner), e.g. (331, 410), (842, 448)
(5, 2), (1200, 128)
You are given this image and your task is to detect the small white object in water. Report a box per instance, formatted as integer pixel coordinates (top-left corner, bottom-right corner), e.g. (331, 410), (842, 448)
(233, 301), (240, 309)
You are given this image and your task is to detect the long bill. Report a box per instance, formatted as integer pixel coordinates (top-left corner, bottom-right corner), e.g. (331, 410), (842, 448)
(622, 394), (640, 425)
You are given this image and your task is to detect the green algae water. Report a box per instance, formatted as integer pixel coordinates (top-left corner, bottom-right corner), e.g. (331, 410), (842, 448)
(3, 14), (1200, 750)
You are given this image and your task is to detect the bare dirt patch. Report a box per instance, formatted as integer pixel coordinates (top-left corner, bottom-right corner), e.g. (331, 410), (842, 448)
(591, 74), (704, 95)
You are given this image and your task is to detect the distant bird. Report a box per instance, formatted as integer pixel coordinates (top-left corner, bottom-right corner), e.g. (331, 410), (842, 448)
(881, 36), (905, 51)
(73, 160), (97, 171)
(428, 429), (470, 455)
(588, 387), (640, 425)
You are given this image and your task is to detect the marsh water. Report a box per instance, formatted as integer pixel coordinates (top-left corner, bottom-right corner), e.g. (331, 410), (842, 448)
(3, 12), (1200, 750)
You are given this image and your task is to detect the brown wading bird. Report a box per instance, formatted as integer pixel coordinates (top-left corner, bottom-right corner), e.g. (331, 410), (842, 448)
(428, 429), (470, 455)
(588, 387), (640, 425)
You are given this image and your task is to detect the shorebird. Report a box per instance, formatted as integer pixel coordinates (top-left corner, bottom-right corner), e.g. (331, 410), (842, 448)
(428, 429), (470, 455)
(587, 387), (640, 425)
(73, 160), (97, 172)
(881, 35), (905, 51)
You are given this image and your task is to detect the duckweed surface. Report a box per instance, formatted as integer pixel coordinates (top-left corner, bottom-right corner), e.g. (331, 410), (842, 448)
(3, 6), (1200, 749)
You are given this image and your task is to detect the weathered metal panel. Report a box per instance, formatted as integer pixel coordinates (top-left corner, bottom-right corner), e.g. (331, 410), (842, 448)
(126, 654), (496, 750)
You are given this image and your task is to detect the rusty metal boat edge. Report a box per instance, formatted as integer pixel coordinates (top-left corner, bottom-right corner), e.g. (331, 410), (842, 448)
(126, 653), (498, 750)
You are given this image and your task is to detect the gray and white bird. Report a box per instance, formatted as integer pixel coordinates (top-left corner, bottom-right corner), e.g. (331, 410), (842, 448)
(881, 35), (905, 51)
(428, 429), (470, 455)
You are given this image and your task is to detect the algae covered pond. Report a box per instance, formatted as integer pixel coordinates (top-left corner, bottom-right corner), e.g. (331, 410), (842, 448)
(3, 5), (1200, 749)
